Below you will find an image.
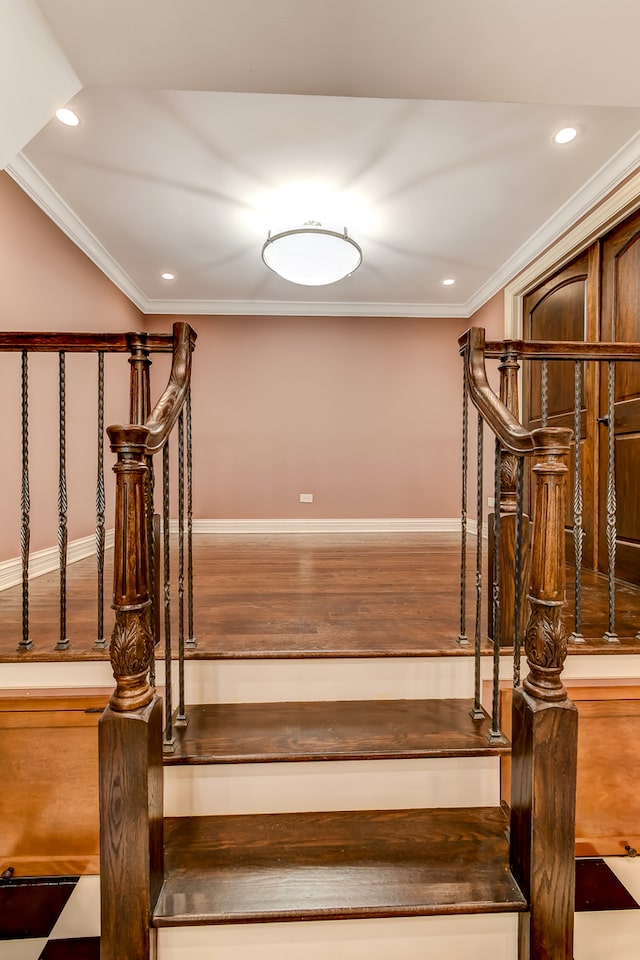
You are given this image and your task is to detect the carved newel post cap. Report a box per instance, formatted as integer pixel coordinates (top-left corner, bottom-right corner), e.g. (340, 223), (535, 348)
(107, 423), (150, 451)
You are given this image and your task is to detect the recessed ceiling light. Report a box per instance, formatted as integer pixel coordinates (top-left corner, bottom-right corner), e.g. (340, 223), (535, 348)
(442, 278), (455, 286)
(161, 272), (175, 280)
(554, 127), (578, 145)
(55, 107), (80, 127)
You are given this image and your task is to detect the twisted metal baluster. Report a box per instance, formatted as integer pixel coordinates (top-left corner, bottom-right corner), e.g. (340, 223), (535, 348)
(513, 457), (525, 687)
(176, 411), (187, 725)
(163, 441), (175, 750)
(186, 387), (197, 648)
(489, 438), (504, 741)
(458, 360), (469, 645)
(94, 352), (107, 649)
(570, 360), (585, 643)
(18, 351), (33, 651)
(603, 361), (618, 642)
(56, 352), (70, 650)
(541, 359), (549, 427)
(471, 413), (484, 719)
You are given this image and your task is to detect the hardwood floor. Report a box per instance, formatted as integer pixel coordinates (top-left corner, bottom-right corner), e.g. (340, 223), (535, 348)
(1, 532), (640, 662)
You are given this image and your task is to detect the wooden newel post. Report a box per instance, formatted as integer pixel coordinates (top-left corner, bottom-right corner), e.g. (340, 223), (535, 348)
(99, 423), (163, 960)
(510, 426), (578, 960)
(523, 427), (573, 704)
(107, 424), (154, 712)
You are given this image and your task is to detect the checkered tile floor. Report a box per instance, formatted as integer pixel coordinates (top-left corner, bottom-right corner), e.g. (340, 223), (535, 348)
(0, 875), (99, 960)
(1, 859), (639, 959)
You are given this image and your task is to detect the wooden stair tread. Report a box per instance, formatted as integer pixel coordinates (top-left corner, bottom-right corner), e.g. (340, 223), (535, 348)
(165, 698), (509, 764)
(153, 806), (526, 925)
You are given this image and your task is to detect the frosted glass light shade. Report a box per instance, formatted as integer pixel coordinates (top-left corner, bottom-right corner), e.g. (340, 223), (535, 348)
(262, 227), (362, 286)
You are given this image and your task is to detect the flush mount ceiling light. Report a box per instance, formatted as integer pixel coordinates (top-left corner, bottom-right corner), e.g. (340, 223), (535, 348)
(262, 222), (362, 286)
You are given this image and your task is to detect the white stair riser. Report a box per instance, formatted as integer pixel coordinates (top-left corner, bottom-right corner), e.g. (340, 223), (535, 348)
(157, 653), (640, 705)
(157, 913), (519, 960)
(158, 657), (480, 705)
(4, 653), (639, 699)
(164, 756), (501, 816)
(1, 660), (115, 688)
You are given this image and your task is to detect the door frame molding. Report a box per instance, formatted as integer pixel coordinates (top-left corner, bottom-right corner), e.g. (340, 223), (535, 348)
(504, 167), (640, 337)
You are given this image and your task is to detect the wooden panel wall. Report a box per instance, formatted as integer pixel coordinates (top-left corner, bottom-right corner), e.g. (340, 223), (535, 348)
(492, 679), (640, 857)
(0, 688), (110, 876)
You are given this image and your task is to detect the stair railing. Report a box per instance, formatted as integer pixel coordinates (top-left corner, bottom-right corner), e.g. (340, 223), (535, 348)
(99, 321), (196, 960)
(0, 328), (192, 657)
(478, 335), (640, 645)
(459, 326), (577, 960)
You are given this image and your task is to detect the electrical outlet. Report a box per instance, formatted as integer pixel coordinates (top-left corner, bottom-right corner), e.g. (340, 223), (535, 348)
(299, 493), (313, 503)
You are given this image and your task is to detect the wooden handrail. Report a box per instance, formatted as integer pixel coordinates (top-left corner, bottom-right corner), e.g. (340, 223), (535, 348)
(459, 327), (535, 456)
(484, 337), (640, 361)
(145, 322), (197, 453)
(0, 331), (178, 352)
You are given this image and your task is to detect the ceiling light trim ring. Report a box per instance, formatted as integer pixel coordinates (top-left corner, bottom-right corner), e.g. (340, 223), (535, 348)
(262, 226), (362, 286)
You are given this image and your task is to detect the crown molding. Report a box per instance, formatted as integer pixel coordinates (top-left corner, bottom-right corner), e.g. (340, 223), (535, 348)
(141, 298), (468, 318)
(6, 154), (148, 310)
(10, 130), (640, 322)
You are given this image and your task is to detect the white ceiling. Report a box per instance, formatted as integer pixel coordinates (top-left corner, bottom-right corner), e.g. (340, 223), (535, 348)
(6, 0), (640, 316)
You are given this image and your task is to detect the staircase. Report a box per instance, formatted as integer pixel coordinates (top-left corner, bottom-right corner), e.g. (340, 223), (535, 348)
(151, 659), (524, 959)
(98, 325), (578, 960)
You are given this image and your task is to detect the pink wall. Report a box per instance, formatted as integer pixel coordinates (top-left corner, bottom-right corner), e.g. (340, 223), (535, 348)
(469, 291), (505, 340)
(0, 172), (144, 560)
(146, 313), (483, 520)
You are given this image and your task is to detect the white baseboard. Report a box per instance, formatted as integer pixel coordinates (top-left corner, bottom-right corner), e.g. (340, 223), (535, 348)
(0, 530), (114, 592)
(187, 518), (462, 535)
(468, 519), (489, 539)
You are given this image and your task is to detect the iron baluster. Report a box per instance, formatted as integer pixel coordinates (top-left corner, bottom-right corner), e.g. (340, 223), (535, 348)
(603, 360), (618, 642)
(56, 352), (70, 650)
(471, 413), (484, 719)
(458, 359), (469, 645)
(570, 360), (585, 643)
(18, 351), (33, 651)
(186, 386), (196, 648)
(163, 441), (175, 750)
(513, 457), (525, 687)
(541, 359), (549, 427)
(489, 438), (503, 741)
(176, 411), (187, 726)
(94, 352), (107, 649)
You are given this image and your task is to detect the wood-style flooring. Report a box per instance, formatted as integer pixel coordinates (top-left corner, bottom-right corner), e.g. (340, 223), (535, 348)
(1, 533), (640, 662)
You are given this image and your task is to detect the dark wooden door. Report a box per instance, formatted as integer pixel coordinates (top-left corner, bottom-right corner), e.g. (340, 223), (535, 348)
(600, 210), (640, 585)
(522, 250), (598, 568)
